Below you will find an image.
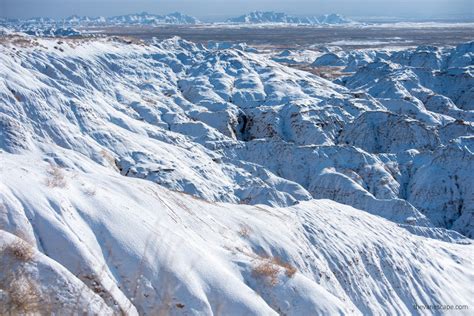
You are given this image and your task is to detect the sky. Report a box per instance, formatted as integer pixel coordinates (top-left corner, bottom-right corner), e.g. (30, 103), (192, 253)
(1, 0), (473, 21)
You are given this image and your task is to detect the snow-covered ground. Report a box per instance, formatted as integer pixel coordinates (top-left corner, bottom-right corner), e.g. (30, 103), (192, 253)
(0, 34), (472, 314)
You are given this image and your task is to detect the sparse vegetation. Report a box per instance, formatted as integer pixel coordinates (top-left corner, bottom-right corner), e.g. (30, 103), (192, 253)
(277, 258), (297, 278)
(4, 272), (40, 314)
(6, 239), (34, 262)
(252, 255), (297, 286)
(238, 225), (252, 238)
(1, 240), (39, 314)
(46, 165), (67, 188)
(252, 260), (280, 286)
(0, 24), (472, 315)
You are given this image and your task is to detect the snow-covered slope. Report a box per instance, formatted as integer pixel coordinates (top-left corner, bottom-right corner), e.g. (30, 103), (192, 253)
(227, 11), (352, 25)
(0, 36), (472, 235)
(0, 34), (472, 313)
(336, 44), (474, 112)
(0, 230), (114, 314)
(1, 153), (472, 315)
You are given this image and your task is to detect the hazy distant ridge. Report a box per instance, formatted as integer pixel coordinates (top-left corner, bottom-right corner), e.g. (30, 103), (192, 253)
(227, 11), (353, 24)
(0, 12), (201, 26)
(0, 11), (356, 27)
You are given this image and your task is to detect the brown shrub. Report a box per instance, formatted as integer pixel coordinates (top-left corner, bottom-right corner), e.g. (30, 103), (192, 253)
(6, 274), (39, 313)
(275, 258), (297, 278)
(238, 225), (252, 238)
(252, 260), (280, 286)
(46, 165), (67, 188)
(252, 255), (297, 286)
(6, 239), (34, 262)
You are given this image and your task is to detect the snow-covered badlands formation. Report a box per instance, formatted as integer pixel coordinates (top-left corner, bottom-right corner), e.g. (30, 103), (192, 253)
(0, 33), (473, 314)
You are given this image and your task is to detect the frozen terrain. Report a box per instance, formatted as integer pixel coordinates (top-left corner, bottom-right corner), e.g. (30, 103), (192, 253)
(0, 13), (201, 39)
(0, 11), (352, 30)
(226, 11), (353, 25)
(0, 33), (472, 314)
(0, 12), (200, 28)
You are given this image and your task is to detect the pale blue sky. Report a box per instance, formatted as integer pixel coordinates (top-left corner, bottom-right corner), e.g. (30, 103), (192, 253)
(1, 0), (473, 21)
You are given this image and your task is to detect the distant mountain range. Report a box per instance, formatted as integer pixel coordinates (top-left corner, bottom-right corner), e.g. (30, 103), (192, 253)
(0, 11), (354, 27)
(0, 12), (201, 26)
(227, 11), (353, 25)
(105, 12), (200, 25)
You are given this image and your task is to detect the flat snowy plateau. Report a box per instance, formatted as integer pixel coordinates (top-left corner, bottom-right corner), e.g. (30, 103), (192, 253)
(0, 34), (473, 315)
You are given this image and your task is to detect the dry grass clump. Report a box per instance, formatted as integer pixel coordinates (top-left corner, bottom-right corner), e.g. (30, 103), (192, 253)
(1, 241), (39, 314)
(238, 225), (252, 238)
(252, 256), (297, 286)
(252, 260), (280, 286)
(276, 258), (297, 278)
(6, 239), (34, 262)
(46, 165), (67, 188)
(6, 273), (40, 313)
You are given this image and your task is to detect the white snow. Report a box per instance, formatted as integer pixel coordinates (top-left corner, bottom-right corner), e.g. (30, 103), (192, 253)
(226, 12), (353, 25)
(0, 34), (473, 314)
(1, 153), (472, 314)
